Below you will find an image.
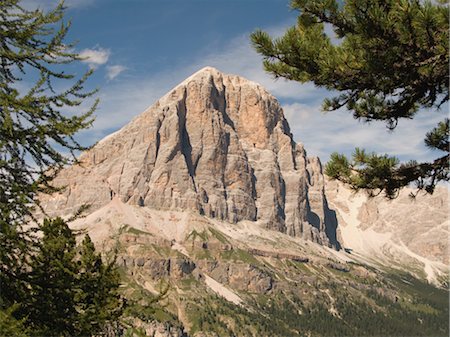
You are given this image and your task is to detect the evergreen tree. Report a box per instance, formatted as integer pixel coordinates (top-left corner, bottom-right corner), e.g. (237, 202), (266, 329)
(0, 0), (96, 303)
(25, 219), (122, 336)
(0, 0), (95, 315)
(0, 304), (30, 337)
(0, 0), (96, 222)
(76, 235), (122, 336)
(0, 1), (124, 335)
(26, 218), (78, 336)
(251, 0), (449, 197)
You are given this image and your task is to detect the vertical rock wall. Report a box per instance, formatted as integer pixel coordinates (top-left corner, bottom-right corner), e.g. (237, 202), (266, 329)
(41, 67), (338, 248)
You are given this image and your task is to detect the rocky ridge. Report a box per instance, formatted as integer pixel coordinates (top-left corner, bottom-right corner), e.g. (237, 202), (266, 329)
(41, 66), (339, 247)
(326, 179), (449, 283)
(37, 67), (449, 336)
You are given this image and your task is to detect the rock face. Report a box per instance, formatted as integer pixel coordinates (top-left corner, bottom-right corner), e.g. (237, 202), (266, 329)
(41, 67), (338, 247)
(326, 179), (449, 269)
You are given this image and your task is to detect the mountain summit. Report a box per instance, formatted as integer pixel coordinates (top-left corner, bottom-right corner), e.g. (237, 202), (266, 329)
(42, 67), (339, 248)
(38, 67), (449, 337)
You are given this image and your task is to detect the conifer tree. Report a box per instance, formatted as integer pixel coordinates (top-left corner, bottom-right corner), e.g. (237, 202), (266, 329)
(0, 0), (96, 222)
(0, 305), (29, 337)
(251, 0), (449, 197)
(26, 218), (78, 336)
(0, 0), (96, 313)
(76, 235), (122, 336)
(0, 1), (124, 335)
(25, 219), (122, 336)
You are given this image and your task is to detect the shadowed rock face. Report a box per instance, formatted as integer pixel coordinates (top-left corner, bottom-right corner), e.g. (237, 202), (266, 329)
(41, 67), (338, 247)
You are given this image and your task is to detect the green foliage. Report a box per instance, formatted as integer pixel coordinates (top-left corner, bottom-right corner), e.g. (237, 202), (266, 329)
(24, 218), (122, 336)
(208, 227), (229, 243)
(0, 0), (96, 223)
(126, 226), (153, 236)
(425, 118), (449, 152)
(325, 142), (449, 197)
(174, 266), (448, 337)
(0, 304), (30, 337)
(0, 0), (97, 314)
(0, 2), (124, 336)
(76, 235), (122, 335)
(26, 218), (78, 336)
(220, 248), (260, 265)
(186, 229), (209, 242)
(249, 281), (448, 337)
(121, 278), (179, 334)
(326, 148), (406, 197)
(251, 0), (449, 197)
(0, 217), (30, 312)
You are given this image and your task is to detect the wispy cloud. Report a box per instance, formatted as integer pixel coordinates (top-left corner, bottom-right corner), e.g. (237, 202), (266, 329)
(84, 20), (445, 165)
(79, 47), (110, 69)
(283, 102), (447, 162)
(181, 30), (321, 101)
(106, 65), (127, 80)
(76, 76), (172, 147)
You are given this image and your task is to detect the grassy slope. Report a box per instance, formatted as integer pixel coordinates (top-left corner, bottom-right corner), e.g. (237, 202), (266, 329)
(116, 227), (449, 337)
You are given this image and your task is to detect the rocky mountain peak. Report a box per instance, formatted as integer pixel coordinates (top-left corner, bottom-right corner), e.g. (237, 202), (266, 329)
(41, 67), (339, 248)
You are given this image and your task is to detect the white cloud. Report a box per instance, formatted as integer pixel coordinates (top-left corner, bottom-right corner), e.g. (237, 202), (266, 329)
(80, 76), (172, 145)
(79, 47), (110, 68)
(106, 65), (127, 80)
(283, 102), (447, 163)
(183, 31), (320, 101)
(283, 102), (317, 125)
(83, 20), (445, 167)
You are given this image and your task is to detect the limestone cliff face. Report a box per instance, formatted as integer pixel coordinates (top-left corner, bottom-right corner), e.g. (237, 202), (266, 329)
(41, 67), (338, 247)
(326, 179), (449, 266)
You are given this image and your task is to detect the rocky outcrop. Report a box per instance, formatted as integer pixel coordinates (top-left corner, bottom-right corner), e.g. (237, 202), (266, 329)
(247, 248), (309, 262)
(198, 260), (273, 294)
(40, 67), (338, 247)
(125, 319), (188, 337)
(326, 179), (449, 266)
(118, 256), (196, 280)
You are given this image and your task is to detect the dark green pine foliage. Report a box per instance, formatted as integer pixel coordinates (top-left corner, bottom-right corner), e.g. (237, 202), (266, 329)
(0, 0), (96, 316)
(0, 0), (96, 221)
(251, 0), (449, 198)
(76, 235), (122, 336)
(26, 218), (78, 337)
(0, 1), (123, 335)
(0, 304), (30, 337)
(25, 219), (122, 336)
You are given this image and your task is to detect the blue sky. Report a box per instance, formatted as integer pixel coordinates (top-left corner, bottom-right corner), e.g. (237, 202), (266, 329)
(23, 0), (448, 164)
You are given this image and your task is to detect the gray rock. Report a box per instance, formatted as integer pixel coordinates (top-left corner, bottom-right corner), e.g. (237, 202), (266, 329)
(40, 67), (337, 246)
(328, 262), (350, 273)
(145, 259), (171, 279)
(171, 259), (196, 279)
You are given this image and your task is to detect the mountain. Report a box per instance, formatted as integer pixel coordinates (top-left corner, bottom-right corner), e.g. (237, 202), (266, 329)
(39, 67), (449, 337)
(327, 179), (448, 284)
(41, 66), (339, 247)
